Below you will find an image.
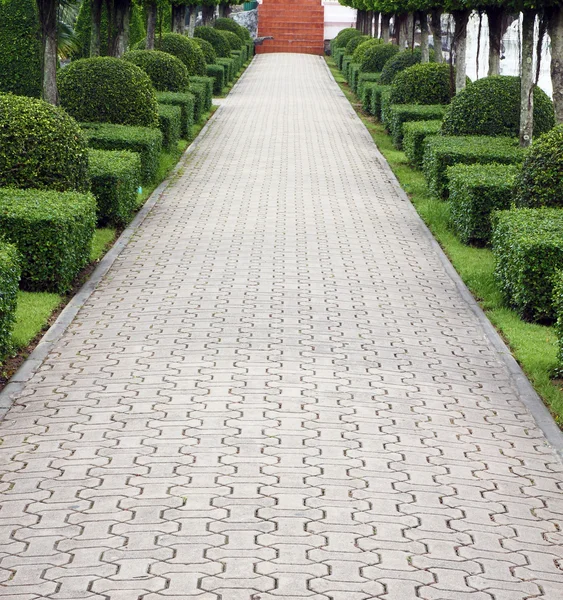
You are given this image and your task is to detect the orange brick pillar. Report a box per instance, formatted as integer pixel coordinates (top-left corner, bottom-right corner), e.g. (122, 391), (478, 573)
(257, 0), (325, 55)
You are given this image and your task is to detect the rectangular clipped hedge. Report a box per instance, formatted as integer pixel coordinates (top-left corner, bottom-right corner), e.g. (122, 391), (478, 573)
(189, 76), (213, 111)
(82, 122), (163, 184)
(402, 120), (442, 167)
(206, 64), (225, 95)
(0, 188), (96, 293)
(217, 57), (234, 83)
(0, 242), (20, 361)
(422, 135), (524, 199)
(156, 91), (195, 139)
(448, 163), (518, 246)
(158, 103), (182, 151)
(385, 104), (447, 148)
(88, 149), (141, 226)
(492, 208), (563, 322)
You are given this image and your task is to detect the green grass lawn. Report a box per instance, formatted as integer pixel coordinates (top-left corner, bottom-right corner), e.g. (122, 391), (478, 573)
(327, 57), (563, 426)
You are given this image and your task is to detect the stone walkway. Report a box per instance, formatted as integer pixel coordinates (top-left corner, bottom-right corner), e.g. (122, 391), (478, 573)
(1, 54), (562, 600)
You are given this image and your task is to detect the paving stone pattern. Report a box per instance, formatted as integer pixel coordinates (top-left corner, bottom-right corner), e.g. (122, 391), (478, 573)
(0, 54), (562, 600)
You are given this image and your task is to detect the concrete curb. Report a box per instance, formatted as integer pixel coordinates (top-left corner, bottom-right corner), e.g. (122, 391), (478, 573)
(323, 58), (563, 460)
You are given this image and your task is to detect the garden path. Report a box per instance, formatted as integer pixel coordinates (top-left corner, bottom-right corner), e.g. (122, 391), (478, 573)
(0, 54), (562, 600)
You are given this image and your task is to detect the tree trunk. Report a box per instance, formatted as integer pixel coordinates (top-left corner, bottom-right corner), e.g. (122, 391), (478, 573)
(452, 10), (470, 93)
(548, 5), (563, 123)
(419, 12), (429, 62)
(171, 4), (186, 33)
(431, 9), (443, 63)
(146, 2), (157, 50)
(381, 13), (390, 42)
(112, 0), (130, 57)
(202, 5), (214, 25)
(520, 10), (535, 147)
(187, 6), (197, 37)
(90, 0), (102, 56)
(36, 0), (58, 104)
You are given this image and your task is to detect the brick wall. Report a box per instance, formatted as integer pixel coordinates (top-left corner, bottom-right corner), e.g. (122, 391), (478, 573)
(257, 0), (325, 55)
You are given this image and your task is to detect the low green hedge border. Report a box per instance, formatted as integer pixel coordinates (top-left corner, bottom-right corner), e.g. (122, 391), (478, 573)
(156, 91), (195, 139)
(493, 208), (563, 323)
(206, 64), (225, 95)
(88, 149), (141, 226)
(0, 242), (20, 361)
(0, 188), (96, 293)
(402, 120), (442, 167)
(82, 122), (163, 184)
(158, 103), (182, 151)
(385, 104), (447, 148)
(448, 163), (519, 246)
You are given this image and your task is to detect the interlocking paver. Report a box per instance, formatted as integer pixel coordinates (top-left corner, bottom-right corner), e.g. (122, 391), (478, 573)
(0, 53), (562, 598)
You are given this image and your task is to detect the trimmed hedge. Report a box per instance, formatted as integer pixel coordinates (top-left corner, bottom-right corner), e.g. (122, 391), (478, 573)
(352, 38), (382, 65)
(390, 63), (454, 105)
(194, 37), (218, 65)
(0, 0), (41, 97)
(123, 49), (189, 92)
(189, 76), (213, 111)
(156, 91), (195, 139)
(442, 76), (555, 138)
(88, 149), (141, 226)
(380, 48), (431, 85)
(493, 208), (563, 322)
(385, 104), (447, 148)
(0, 94), (89, 192)
(359, 43), (399, 74)
(403, 120), (442, 167)
(0, 188), (96, 292)
(195, 26), (231, 58)
(82, 122), (163, 184)
(448, 163), (519, 245)
(207, 64), (225, 95)
(59, 57), (159, 128)
(158, 104), (182, 151)
(515, 124), (563, 209)
(423, 135), (524, 199)
(217, 57), (235, 82)
(0, 242), (20, 361)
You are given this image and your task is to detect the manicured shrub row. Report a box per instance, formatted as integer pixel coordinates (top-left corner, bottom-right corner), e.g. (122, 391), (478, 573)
(385, 104), (447, 148)
(448, 163), (519, 245)
(157, 91), (195, 138)
(0, 188), (96, 293)
(82, 122), (163, 184)
(88, 149), (141, 226)
(0, 242), (20, 361)
(402, 120), (442, 167)
(158, 104), (182, 151)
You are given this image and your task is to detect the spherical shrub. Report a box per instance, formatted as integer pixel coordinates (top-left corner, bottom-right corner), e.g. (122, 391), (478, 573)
(214, 17), (248, 41)
(0, 94), (89, 192)
(219, 30), (243, 51)
(193, 37), (217, 65)
(359, 43), (400, 73)
(195, 26), (231, 58)
(390, 63), (454, 105)
(380, 48), (435, 84)
(123, 50), (189, 92)
(59, 57), (158, 127)
(137, 33), (206, 76)
(442, 75), (555, 137)
(333, 28), (362, 50)
(352, 38), (383, 64)
(515, 125), (563, 208)
(346, 35), (369, 56)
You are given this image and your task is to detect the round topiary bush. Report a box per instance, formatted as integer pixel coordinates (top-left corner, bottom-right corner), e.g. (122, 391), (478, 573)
(380, 48), (435, 84)
(58, 57), (159, 128)
(214, 17), (248, 41)
(515, 125), (563, 208)
(442, 75), (555, 137)
(193, 37), (217, 65)
(352, 38), (383, 64)
(333, 28), (362, 50)
(195, 26), (231, 58)
(0, 94), (89, 192)
(390, 63), (454, 105)
(219, 29), (243, 51)
(345, 35), (369, 56)
(137, 33), (206, 76)
(359, 42), (400, 73)
(123, 49), (189, 92)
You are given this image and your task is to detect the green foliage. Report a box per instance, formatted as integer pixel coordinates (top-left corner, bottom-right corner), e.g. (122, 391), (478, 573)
(0, 188), (96, 293)
(390, 63), (454, 105)
(423, 135), (524, 199)
(0, 241), (20, 360)
(156, 91), (195, 139)
(442, 76), (556, 137)
(345, 35), (369, 56)
(59, 57), (159, 128)
(137, 33), (206, 76)
(219, 30), (243, 51)
(88, 149), (141, 226)
(402, 120), (442, 167)
(0, 94), (89, 192)
(206, 64), (225, 95)
(359, 43), (399, 74)
(492, 208), (563, 322)
(189, 76), (213, 112)
(0, 0), (41, 97)
(448, 163), (519, 245)
(123, 50), (190, 92)
(386, 104), (447, 148)
(515, 125), (563, 209)
(81, 122), (163, 184)
(380, 48), (435, 85)
(158, 103), (182, 151)
(194, 37), (218, 64)
(332, 28), (362, 50)
(352, 38), (382, 65)
(195, 26), (231, 58)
